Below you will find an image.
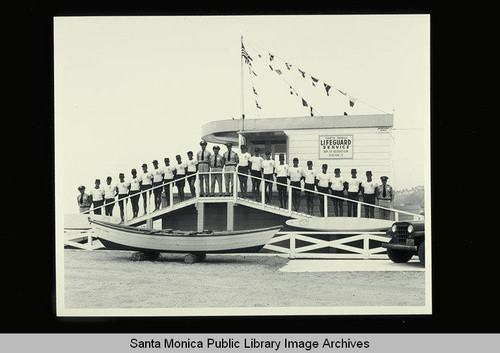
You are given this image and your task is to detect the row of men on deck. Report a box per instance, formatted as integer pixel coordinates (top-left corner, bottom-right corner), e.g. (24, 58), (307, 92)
(76, 140), (394, 220)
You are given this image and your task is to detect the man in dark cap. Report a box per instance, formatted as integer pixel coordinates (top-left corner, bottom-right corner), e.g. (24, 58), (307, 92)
(77, 185), (91, 214)
(152, 160), (164, 211)
(103, 176), (118, 216)
(140, 163), (154, 215)
(360, 171), (378, 218)
(209, 145), (224, 196)
(377, 176), (394, 220)
(129, 168), (141, 218)
(275, 153), (289, 209)
(345, 168), (361, 217)
(117, 173), (130, 221)
(223, 142), (239, 196)
(162, 158), (175, 207)
(329, 167), (346, 217)
(186, 151), (197, 198)
(302, 161), (316, 215)
(174, 154), (187, 202)
(237, 144), (251, 198)
(196, 140), (211, 197)
(315, 163), (331, 217)
(288, 157), (303, 211)
(261, 150), (275, 204)
(89, 179), (104, 215)
(249, 147), (264, 202)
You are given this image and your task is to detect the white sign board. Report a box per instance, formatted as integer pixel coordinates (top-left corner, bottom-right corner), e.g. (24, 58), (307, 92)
(319, 135), (353, 159)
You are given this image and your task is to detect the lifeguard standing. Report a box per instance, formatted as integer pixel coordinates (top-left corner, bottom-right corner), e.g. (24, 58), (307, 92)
(223, 142), (239, 196)
(196, 141), (211, 197)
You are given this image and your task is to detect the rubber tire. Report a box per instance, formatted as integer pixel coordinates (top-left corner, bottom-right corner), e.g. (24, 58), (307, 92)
(386, 239), (413, 263)
(418, 241), (425, 266)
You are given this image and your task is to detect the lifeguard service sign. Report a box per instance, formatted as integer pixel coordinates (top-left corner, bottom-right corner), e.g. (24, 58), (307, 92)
(319, 135), (353, 159)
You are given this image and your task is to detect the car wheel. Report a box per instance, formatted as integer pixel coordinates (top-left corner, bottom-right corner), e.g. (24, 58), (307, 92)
(418, 241), (425, 266)
(386, 239), (413, 263)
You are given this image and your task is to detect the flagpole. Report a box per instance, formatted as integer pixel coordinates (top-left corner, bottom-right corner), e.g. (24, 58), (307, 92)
(240, 35), (245, 133)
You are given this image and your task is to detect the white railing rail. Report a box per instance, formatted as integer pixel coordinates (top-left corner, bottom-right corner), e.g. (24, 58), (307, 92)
(80, 170), (422, 222)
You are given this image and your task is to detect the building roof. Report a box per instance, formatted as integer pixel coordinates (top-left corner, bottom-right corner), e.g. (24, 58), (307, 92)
(201, 114), (393, 145)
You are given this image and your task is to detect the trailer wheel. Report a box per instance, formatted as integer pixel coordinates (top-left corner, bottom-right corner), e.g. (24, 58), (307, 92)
(386, 239), (413, 263)
(418, 241), (425, 266)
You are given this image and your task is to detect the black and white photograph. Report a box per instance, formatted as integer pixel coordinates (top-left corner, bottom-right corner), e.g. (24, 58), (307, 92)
(54, 14), (431, 317)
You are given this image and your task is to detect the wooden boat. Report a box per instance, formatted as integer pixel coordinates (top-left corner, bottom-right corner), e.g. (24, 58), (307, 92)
(286, 216), (393, 232)
(89, 219), (282, 253)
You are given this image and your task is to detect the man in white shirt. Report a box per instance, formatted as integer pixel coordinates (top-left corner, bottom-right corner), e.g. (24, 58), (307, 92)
(90, 178), (105, 215)
(186, 151), (197, 198)
(140, 163), (154, 215)
(329, 168), (346, 217)
(302, 161), (316, 216)
(103, 176), (118, 216)
(196, 141), (211, 197)
(345, 168), (361, 217)
(223, 143), (239, 196)
(316, 164), (332, 217)
(249, 147), (264, 202)
(360, 170), (378, 218)
(275, 153), (289, 209)
(117, 173), (130, 221)
(152, 160), (164, 211)
(237, 144), (251, 198)
(262, 151), (275, 204)
(174, 154), (187, 202)
(288, 157), (304, 212)
(129, 169), (141, 218)
(162, 158), (175, 207)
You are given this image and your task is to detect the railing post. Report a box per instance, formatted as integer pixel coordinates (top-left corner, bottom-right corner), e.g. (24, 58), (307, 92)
(289, 233), (296, 259)
(233, 169), (238, 202)
(169, 182), (174, 208)
(323, 194), (327, 217)
(363, 233), (370, 259)
(357, 200), (362, 218)
(195, 172), (200, 199)
(261, 174), (265, 207)
(288, 183), (292, 215)
(124, 197), (128, 225)
(395, 211), (399, 222)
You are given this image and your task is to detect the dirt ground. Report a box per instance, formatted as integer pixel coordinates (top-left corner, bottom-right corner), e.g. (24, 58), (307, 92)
(63, 249), (425, 309)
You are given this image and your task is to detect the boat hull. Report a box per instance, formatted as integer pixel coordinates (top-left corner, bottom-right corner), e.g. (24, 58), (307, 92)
(90, 220), (282, 253)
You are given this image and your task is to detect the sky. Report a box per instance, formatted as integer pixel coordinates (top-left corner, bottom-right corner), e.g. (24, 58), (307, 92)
(54, 15), (430, 215)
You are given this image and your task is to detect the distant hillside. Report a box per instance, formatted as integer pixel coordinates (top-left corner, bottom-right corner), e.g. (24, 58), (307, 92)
(394, 185), (425, 207)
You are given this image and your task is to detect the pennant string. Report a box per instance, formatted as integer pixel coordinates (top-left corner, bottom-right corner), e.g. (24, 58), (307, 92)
(244, 37), (388, 114)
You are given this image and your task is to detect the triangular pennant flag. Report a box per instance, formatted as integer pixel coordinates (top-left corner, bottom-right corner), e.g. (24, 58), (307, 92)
(337, 88), (347, 96)
(302, 98), (308, 107)
(285, 62), (291, 70)
(324, 83), (331, 96)
(275, 69), (282, 75)
(298, 68), (306, 78)
(256, 101), (262, 109)
(241, 42), (253, 64)
(252, 70), (258, 76)
(269, 53), (274, 61)
(310, 106), (314, 117)
(258, 54), (262, 58)
(289, 86), (294, 95)
(253, 87), (258, 95)
(349, 95), (357, 107)
(269, 65), (274, 71)
(344, 112), (348, 116)
(311, 76), (319, 86)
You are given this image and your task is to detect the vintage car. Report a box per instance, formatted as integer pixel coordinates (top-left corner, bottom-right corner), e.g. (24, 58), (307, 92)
(382, 220), (425, 266)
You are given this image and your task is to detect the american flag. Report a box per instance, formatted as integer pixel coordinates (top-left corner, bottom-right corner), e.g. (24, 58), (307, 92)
(241, 43), (253, 64)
